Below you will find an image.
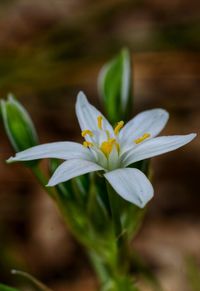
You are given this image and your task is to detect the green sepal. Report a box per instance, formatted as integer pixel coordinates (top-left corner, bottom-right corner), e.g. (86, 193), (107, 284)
(1, 94), (39, 167)
(98, 48), (133, 124)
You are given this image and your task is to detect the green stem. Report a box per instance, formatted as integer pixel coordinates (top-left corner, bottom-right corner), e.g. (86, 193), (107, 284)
(106, 182), (122, 241)
(89, 250), (139, 291)
(88, 251), (111, 285)
(106, 182), (131, 277)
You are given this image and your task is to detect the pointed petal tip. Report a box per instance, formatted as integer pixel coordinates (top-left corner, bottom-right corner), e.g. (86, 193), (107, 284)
(46, 178), (57, 187)
(190, 133), (197, 139)
(76, 91), (88, 105)
(183, 132), (197, 144)
(139, 189), (154, 208)
(46, 182), (53, 187)
(78, 90), (84, 95)
(6, 156), (15, 163)
(138, 201), (148, 209)
(137, 179), (154, 208)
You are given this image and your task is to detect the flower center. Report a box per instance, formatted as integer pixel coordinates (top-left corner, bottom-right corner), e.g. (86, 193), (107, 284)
(100, 138), (119, 157)
(81, 116), (151, 158)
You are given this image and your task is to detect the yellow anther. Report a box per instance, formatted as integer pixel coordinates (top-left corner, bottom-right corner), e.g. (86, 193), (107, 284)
(97, 115), (103, 130)
(114, 121), (124, 135)
(81, 129), (93, 137)
(134, 133), (151, 144)
(100, 138), (116, 157)
(83, 141), (93, 148)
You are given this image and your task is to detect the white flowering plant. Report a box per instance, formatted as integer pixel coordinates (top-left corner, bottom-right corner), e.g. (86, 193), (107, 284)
(1, 49), (196, 291)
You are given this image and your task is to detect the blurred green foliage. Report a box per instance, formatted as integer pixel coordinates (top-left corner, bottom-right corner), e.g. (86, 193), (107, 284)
(186, 257), (200, 291)
(0, 284), (21, 291)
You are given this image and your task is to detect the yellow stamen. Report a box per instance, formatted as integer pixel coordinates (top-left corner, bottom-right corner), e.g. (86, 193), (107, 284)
(114, 121), (124, 135)
(97, 115), (103, 130)
(83, 141), (93, 147)
(134, 133), (151, 144)
(100, 138), (116, 157)
(81, 129), (93, 137)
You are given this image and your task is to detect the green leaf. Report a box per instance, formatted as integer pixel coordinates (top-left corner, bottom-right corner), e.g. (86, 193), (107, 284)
(0, 284), (21, 291)
(98, 48), (132, 124)
(11, 269), (53, 291)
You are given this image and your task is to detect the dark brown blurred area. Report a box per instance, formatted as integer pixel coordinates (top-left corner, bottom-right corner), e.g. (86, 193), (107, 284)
(0, 1), (200, 290)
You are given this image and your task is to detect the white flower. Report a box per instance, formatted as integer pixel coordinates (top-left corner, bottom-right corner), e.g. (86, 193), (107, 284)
(8, 92), (196, 208)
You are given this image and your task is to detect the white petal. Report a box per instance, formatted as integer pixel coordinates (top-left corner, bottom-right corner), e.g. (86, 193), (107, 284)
(75, 91), (114, 135)
(122, 133), (196, 167)
(90, 130), (108, 146)
(47, 159), (104, 186)
(90, 146), (108, 169)
(104, 168), (153, 208)
(108, 145), (120, 170)
(119, 108), (169, 146)
(7, 142), (92, 162)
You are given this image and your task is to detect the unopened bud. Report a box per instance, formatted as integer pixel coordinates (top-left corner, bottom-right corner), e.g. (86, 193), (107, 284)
(98, 48), (133, 124)
(1, 94), (38, 156)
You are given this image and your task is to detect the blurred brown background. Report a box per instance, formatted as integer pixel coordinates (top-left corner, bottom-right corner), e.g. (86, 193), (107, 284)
(0, 1), (200, 290)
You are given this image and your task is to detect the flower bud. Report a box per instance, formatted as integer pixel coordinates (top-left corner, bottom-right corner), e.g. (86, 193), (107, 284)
(98, 48), (133, 124)
(1, 94), (38, 153)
